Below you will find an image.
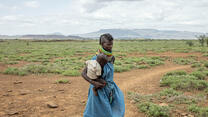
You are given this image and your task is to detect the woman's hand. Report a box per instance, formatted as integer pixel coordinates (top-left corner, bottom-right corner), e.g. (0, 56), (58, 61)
(81, 67), (106, 89)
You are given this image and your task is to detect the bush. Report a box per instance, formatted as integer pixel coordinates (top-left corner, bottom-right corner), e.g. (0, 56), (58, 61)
(204, 62), (208, 68)
(188, 104), (208, 117)
(160, 75), (208, 91)
(136, 65), (149, 69)
(190, 71), (206, 80)
(24, 64), (49, 73)
(168, 95), (198, 104)
(191, 63), (201, 68)
(173, 58), (196, 65)
(62, 69), (80, 76)
(159, 88), (182, 97)
(186, 41), (194, 47)
(188, 104), (200, 113)
(56, 79), (70, 84)
(4, 61), (18, 65)
(3, 67), (28, 76)
(203, 53), (208, 57)
(114, 65), (131, 72)
(138, 102), (170, 117)
(197, 35), (206, 47)
(164, 70), (187, 76)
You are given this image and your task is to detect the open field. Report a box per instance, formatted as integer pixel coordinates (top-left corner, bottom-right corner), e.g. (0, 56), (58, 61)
(0, 40), (208, 117)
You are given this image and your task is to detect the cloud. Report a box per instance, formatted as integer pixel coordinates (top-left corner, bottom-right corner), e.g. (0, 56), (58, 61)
(0, 0), (208, 35)
(24, 1), (39, 8)
(96, 0), (144, 2)
(0, 3), (3, 8)
(81, 0), (145, 13)
(0, 3), (20, 11)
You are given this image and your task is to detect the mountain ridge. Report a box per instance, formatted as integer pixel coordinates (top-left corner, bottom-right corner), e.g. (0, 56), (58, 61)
(0, 29), (205, 39)
(77, 28), (204, 39)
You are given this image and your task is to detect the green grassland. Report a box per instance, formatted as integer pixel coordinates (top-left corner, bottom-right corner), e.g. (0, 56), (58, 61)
(0, 39), (207, 76)
(1, 39), (208, 116)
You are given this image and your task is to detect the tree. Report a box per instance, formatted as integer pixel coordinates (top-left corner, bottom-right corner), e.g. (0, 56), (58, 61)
(206, 36), (208, 47)
(186, 40), (194, 47)
(197, 34), (206, 46)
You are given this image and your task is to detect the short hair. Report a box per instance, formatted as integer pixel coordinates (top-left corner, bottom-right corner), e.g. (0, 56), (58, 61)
(96, 53), (108, 63)
(99, 33), (114, 45)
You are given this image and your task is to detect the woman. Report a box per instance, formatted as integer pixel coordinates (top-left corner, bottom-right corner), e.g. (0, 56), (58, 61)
(82, 33), (125, 117)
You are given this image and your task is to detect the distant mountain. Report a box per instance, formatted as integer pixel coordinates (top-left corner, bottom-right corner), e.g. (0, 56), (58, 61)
(77, 28), (205, 39)
(21, 34), (67, 39)
(48, 32), (63, 35)
(0, 29), (205, 40)
(0, 34), (84, 40)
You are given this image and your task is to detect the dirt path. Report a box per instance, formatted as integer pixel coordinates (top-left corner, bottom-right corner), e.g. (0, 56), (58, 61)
(114, 63), (191, 117)
(0, 63), (191, 117)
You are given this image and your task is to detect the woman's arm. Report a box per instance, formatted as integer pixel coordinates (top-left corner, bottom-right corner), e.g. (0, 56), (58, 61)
(81, 67), (106, 89)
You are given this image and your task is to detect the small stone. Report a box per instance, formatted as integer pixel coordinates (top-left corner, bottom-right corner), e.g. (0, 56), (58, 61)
(130, 100), (136, 104)
(60, 109), (64, 111)
(7, 110), (19, 115)
(159, 103), (168, 107)
(58, 89), (64, 91)
(53, 96), (56, 98)
(3, 94), (9, 96)
(14, 81), (22, 84)
(161, 96), (166, 99)
(188, 114), (194, 117)
(0, 111), (5, 116)
(38, 89), (44, 92)
(20, 90), (30, 95)
(47, 102), (58, 108)
(181, 113), (188, 116)
(7, 90), (12, 92)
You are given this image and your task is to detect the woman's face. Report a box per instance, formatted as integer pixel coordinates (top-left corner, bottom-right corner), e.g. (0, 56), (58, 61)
(102, 39), (113, 52)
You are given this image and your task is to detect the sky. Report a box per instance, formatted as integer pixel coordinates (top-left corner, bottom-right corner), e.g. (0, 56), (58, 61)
(0, 0), (208, 35)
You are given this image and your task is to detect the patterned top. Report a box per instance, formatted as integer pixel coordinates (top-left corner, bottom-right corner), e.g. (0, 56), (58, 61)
(85, 60), (102, 79)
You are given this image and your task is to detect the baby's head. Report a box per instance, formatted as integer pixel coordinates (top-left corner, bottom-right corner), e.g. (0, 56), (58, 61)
(96, 53), (108, 67)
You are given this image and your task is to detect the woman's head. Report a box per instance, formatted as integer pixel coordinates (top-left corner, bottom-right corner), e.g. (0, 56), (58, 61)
(99, 33), (114, 52)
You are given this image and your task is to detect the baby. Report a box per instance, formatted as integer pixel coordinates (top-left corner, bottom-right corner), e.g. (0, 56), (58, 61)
(85, 53), (108, 96)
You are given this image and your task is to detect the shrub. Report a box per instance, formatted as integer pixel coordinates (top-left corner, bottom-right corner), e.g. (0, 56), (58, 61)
(136, 65), (149, 69)
(203, 53), (208, 57)
(190, 71), (206, 80)
(204, 62), (208, 68)
(24, 64), (49, 74)
(168, 95), (198, 104)
(4, 61), (18, 65)
(173, 58), (196, 65)
(188, 104), (208, 117)
(164, 70), (187, 76)
(159, 88), (182, 97)
(186, 41), (194, 47)
(160, 75), (208, 91)
(138, 102), (170, 117)
(197, 35), (206, 47)
(188, 104), (200, 113)
(191, 63), (201, 68)
(114, 65), (131, 72)
(62, 69), (80, 76)
(56, 79), (70, 84)
(3, 67), (27, 76)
